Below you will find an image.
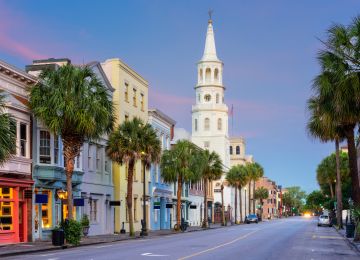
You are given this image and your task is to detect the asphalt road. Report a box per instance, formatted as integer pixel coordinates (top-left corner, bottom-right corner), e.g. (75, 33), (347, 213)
(7, 217), (360, 260)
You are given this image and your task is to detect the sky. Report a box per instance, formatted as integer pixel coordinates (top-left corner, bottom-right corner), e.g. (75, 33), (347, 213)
(1, 0), (359, 193)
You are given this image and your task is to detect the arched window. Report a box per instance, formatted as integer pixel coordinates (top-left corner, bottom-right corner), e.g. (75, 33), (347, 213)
(204, 118), (210, 131)
(236, 146), (240, 155)
(214, 68), (219, 81)
(205, 68), (211, 82)
(217, 118), (222, 130)
(204, 94), (211, 102)
(216, 93), (219, 104)
(199, 69), (203, 83)
(194, 119), (198, 131)
(198, 94), (200, 102)
(229, 146), (233, 155)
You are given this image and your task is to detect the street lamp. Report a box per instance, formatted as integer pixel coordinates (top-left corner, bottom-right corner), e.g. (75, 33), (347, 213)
(57, 189), (67, 223)
(140, 152), (148, 236)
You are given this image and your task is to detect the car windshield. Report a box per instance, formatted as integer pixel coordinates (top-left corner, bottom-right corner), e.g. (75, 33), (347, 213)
(320, 216), (328, 219)
(248, 214), (257, 218)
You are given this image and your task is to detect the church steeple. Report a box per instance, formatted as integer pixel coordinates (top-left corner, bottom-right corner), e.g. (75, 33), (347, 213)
(201, 14), (220, 62)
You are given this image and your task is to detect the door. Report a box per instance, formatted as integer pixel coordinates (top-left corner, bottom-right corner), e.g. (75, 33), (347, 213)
(18, 202), (24, 242)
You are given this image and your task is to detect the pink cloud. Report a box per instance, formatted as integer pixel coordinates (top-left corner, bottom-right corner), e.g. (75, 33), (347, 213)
(149, 91), (193, 106)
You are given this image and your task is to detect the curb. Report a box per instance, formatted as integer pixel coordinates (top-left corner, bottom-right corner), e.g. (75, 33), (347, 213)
(333, 227), (360, 255)
(0, 225), (228, 258)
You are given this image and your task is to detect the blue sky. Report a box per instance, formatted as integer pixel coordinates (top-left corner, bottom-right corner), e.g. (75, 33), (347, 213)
(1, 0), (359, 193)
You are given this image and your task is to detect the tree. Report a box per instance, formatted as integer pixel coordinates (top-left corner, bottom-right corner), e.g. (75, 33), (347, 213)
(0, 91), (16, 166)
(226, 166), (240, 224)
(237, 166), (249, 222)
(160, 140), (201, 230)
(254, 187), (269, 218)
(107, 117), (161, 236)
(283, 186), (306, 216)
(29, 64), (114, 220)
(314, 17), (360, 206)
(199, 150), (222, 228)
(246, 162), (264, 214)
(306, 190), (327, 215)
(316, 156), (336, 199)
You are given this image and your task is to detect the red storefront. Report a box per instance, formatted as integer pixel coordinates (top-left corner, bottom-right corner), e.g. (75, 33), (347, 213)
(0, 178), (33, 243)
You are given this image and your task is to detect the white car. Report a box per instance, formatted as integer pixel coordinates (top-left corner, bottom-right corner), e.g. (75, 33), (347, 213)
(318, 215), (331, 227)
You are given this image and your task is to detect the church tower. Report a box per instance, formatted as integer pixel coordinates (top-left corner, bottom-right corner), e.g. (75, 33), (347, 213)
(191, 17), (230, 168)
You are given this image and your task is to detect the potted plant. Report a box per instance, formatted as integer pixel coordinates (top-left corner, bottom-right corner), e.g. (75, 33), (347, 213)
(81, 214), (90, 237)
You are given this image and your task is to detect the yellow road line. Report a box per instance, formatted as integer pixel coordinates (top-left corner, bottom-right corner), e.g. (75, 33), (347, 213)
(177, 229), (260, 260)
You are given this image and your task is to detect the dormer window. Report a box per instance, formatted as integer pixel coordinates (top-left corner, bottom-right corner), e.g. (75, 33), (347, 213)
(204, 94), (211, 102)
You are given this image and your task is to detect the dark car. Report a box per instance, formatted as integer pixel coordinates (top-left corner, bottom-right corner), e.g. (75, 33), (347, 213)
(245, 214), (258, 224)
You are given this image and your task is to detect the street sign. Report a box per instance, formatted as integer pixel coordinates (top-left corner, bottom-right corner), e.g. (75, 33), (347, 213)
(190, 205), (197, 209)
(166, 203), (173, 208)
(109, 201), (121, 206)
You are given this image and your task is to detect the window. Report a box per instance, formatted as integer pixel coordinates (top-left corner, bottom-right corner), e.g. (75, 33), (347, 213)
(96, 146), (101, 171)
(204, 118), (210, 131)
(34, 189), (52, 229)
(125, 114), (129, 121)
(20, 123), (27, 157)
(214, 68), (219, 81)
(236, 146), (240, 155)
(124, 82), (129, 102)
(133, 88), (137, 107)
(9, 120), (16, 154)
(140, 93), (144, 111)
(134, 198), (137, 221)
(105, 156), (110, 173)
(198, 94), (200, 102)
(54, 135), (59, 164)
(217, 118), (222, 130)
(90, 199), (98, 223)
(205, 68), (211, 82)
(216, 94), (219, 104)
(229, 146), (233, 155)
(88, 145), (92, 170)
(194, 119), (198, 131)
(0, 187), (14, 231)
(39, 130), (51, 164)
(204, 94), (211, 102)
(76, 154), (81, 169)
(204, 141), (210, 148)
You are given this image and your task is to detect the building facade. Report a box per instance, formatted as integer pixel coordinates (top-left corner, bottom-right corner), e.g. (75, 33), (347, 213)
(191, 18), (234, 222)
(102, 58), (149, 233)
(0, 60), (36, 244)
(148, 109), (175, 230)
(255, 177), (279, 220)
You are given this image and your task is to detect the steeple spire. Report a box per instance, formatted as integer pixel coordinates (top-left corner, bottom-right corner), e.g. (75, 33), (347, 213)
(201, 11), (219, 62)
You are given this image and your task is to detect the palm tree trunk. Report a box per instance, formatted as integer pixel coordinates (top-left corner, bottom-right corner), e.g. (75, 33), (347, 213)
(127, 159), (135, 236)
(253, 180), (256, 215)
(203, 179), (208, 228)
(239, 186), (243, 223)
(221, 184), (225, 226)
(329, 181), (334, 199)
(335, 138), (343, 229)
(176, 175), (182, 230)
(344, 124), (360, 206)
(248, 182), (252, 214)
(234, 185), (238, 224)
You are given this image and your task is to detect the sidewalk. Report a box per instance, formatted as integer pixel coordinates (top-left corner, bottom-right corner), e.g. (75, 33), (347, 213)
(0, 223), (224, 258)
(335, 227), (360, 253)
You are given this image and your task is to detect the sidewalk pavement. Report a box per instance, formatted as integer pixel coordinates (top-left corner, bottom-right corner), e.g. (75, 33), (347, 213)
(335, 227), (360, 253)
(0, 223), (225, 258)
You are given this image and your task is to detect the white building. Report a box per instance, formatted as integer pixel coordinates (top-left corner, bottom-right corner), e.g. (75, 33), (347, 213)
(191, 18), (234, 222)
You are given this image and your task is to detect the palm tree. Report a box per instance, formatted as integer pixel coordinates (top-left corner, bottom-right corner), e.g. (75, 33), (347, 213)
(254, 187), (269, 219)
(307, 95), (345, 228)
(315, 18), (360, 206)
(226, 166), (240, 224)
(237, 166), (249, 223)
(160, 140), (201, 230)
(199, 150), (222, 228)
(246, 162), (264, 214)
(29, 64), (114, 220)
(106, 117), (161, 236)
(0, 91), (16, 165)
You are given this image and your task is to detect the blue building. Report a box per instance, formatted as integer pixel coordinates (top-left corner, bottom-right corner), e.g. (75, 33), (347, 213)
(148, 109), (175, 230)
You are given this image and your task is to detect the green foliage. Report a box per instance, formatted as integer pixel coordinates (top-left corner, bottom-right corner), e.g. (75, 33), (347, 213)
(80, 214), (90, 227)
(306, 190), (327, 213)
(283, 186), (306, 215)
(199, 150), (223, 182)
(0, 91), (16, 166)
(254, 187), (269, 201)
(62, 219), (82, 245)
(246, 162), (264, 182)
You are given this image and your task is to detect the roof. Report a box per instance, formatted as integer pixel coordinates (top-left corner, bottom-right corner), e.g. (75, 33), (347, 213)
(148, 108), (176, 125)
(0, 59), (38, 83)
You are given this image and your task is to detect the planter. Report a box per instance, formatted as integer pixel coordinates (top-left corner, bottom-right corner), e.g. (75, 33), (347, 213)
(52, 229), (65, 246)
(82, 226), (90, 237)
(346, 223), (355, 238)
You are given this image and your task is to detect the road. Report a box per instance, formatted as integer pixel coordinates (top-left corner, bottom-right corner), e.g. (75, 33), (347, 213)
(7, 217), (359, 260)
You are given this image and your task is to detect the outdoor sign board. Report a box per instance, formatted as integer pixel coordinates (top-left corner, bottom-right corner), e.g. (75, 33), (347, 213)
(35, 194), (48, 204)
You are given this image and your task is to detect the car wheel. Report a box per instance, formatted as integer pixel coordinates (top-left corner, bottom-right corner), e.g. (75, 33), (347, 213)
(317, 224), (320, 227)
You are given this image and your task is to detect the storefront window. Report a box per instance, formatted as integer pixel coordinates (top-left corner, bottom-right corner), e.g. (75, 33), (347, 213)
(34, 189), (52, 229)
(0, 187), (14, 231)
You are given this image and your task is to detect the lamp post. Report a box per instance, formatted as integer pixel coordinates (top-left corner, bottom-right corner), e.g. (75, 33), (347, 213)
(57, 189), (67, 223)
(140, 156), (148, 236)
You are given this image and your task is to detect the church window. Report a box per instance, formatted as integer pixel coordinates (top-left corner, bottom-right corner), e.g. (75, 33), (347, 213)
(214, 68), (219, 82)
(194, 119), (198, 131)
(124, 82), (129, 102)
(205, 68), (211, 82)
(140, 93), (144, 111)
(216, 94), (219, 104)
(198, 94), (200, 102)
(236, 146), (240, 155)
(204, 118), (210, 131)
(204, 94), (211, 102)
(229, 146), (233, 155)
(199, 69), (203, 83)
(133, 88), (137, 107)
(217, 118), (222, 130)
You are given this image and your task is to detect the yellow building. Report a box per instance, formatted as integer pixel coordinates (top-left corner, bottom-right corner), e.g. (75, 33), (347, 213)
(102, 58), (149, 233)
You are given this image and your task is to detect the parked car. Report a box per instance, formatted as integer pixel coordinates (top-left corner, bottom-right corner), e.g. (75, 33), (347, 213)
(318, 215), (331, 227)
(245, 214), (258, 224)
